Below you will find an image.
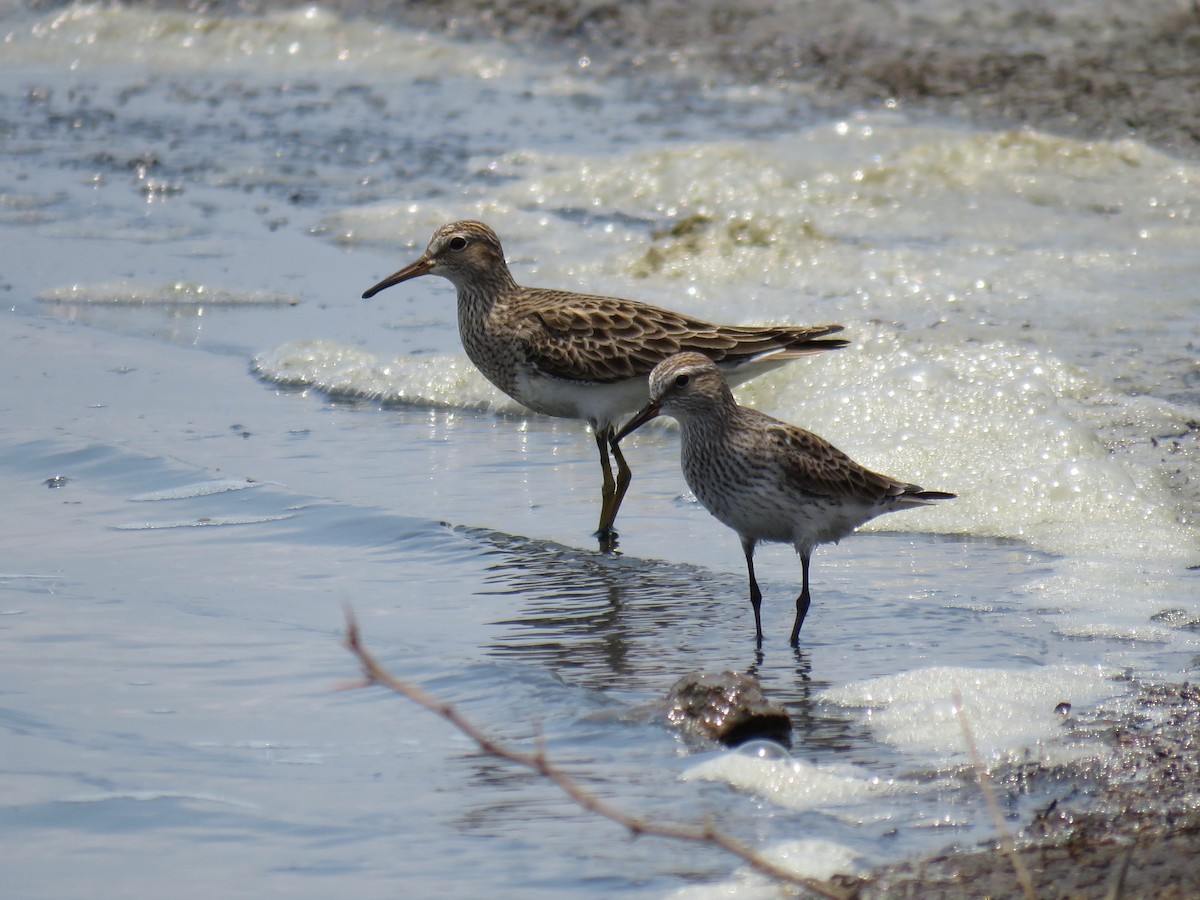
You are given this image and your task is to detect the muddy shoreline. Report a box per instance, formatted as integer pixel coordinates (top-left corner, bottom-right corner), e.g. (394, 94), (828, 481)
(371, 0), (1200, 157)
(78, 0), (1200, 155)
(835, 681), (1200, 897)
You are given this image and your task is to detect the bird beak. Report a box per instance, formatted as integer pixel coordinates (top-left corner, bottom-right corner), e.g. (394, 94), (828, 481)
(614, 399), (662, 443)
(362, 255), (434, 299)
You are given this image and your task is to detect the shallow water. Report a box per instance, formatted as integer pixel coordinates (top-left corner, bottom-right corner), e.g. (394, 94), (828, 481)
(2, 2), (1199, 897)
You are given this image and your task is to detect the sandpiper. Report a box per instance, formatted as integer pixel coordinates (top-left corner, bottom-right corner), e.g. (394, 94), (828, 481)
(616, 352), (955, 645)
(363, 220), (847, 543)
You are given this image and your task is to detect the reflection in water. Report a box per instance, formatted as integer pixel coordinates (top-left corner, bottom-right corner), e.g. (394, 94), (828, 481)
(458, 525), (869, 756)
(459, 525), (1054, 762)
(469, 524), (732, 686)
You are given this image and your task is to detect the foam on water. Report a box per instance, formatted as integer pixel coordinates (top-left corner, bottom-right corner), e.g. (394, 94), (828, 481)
(669, 840), (862, 898)
(113, 513), (295, 530)
(252, 341), (516, 411)
(4, 2), (517, 78)
(682, 743), (902, 811)
(682, 664), (1122, 860)
(821, 664), (1122, 763)
(130, 480), (270, 502)
(39, 280), (299, 306)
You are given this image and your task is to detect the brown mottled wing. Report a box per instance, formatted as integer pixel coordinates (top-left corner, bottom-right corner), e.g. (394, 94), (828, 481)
(508, 288), (844, 384)
(760, 419), (906, 504)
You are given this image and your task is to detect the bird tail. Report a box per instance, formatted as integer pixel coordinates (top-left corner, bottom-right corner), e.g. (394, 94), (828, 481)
(772, 323), (849, 357)
(716, 328), (848, 384)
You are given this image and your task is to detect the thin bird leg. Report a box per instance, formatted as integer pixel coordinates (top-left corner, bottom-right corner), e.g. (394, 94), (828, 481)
(594, 427), (618, 539)
(789, 551), (813, 646)
(742, 539), (764, 647)
(607, 432), (633, 529)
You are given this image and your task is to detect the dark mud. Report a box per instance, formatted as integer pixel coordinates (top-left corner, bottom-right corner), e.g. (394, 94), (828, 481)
(838, 681), (1200, 898)
(368, 0), (1200, 156)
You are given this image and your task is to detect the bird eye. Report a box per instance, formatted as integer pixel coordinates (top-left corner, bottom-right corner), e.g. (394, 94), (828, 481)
(447, 236), (468, 251)
(673, 373), (690, 388)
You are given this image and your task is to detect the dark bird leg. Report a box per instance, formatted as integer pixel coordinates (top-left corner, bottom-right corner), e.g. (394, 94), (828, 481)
(789, 551), (813, 646)
(742, 538), (764, 647)
(608, 430), (632, 529)
(594, 426), (621, 545)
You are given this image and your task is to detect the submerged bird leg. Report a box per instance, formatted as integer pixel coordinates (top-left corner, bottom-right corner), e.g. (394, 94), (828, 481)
(789, 551), (813, 646)
(594, 426), (619, 540)
(742, 539), (764, 647)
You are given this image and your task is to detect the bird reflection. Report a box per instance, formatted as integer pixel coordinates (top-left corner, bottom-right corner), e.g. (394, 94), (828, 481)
(455, 525), (867, 754)
(466, 524), (725, 690)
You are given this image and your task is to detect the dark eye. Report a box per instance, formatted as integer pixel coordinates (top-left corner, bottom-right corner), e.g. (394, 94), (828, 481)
(673, 373), (690, 388)
(447, 236), (468, 251)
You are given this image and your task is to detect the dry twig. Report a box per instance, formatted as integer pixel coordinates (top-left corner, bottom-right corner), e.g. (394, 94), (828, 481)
(341, 606), (847, 898)
(953, 690), (1037, 900)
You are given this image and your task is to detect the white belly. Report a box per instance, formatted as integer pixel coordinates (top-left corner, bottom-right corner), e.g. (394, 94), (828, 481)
(510, 369), (651, 429)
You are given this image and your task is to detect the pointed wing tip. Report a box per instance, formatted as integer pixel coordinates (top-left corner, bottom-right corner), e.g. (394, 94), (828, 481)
(913, 490), (957, 502)
(775, 337), (851, 358)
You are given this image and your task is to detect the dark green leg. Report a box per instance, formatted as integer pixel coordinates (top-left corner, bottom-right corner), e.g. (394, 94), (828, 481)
(789, 552), (813, 646)
(594, 427), (618, 541)
(742, 539), (764, 647)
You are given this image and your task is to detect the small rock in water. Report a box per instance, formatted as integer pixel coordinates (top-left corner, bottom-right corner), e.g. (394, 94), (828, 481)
(666, 671), (791, 747)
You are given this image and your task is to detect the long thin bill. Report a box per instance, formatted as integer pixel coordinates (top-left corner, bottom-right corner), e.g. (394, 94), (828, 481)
(362, 256), (433, 299)
(614, 402), (662, 442)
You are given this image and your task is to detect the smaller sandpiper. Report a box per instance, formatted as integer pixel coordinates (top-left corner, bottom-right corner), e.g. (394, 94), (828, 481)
(616, 352), (955, 646)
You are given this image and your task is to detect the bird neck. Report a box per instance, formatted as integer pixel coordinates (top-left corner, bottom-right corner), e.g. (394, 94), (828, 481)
(452, 265), (519, 315)
(676, 394), (741, 441)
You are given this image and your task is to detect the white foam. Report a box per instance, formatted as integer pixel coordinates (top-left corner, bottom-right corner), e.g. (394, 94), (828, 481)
(7, 3), (518, 78)
(675, 744), (872, 892)
(130, 480), (269, 502)
(682, 740), (901, 812)
(114, 514), (295, 530)
(730, 325), (1194, 567)
(38, 280), (298, 306)
(668, 839), (861, 898)
(252, 340), (515, 411)
(1021, 560), (1200, 656)
(475, 121), (1200, 308)
(821, 664), (1121, 764)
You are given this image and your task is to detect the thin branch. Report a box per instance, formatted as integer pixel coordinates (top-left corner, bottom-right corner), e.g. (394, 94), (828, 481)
(953, 691), (1037, 900)
(342, 605), (847, 899)
(1103, 843), (1134, 900)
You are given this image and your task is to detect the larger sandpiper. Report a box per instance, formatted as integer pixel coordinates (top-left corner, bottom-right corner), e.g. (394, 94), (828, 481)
(616, 352), (955, 645)
(362, 220), (847, 543)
